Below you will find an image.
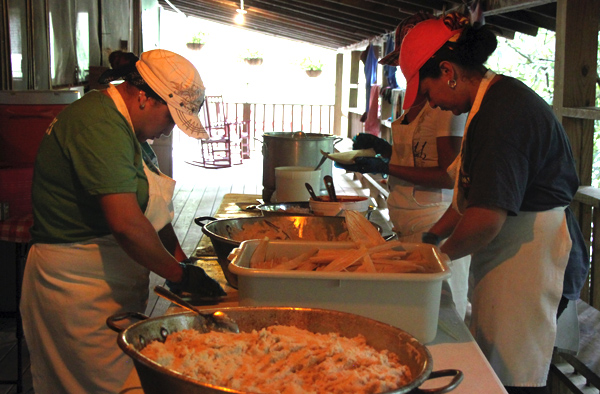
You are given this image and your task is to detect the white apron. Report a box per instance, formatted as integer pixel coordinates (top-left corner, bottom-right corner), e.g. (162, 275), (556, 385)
(387, 105), (470, 320)
(454, 71), (571, 386)
(20, 85), (176, 394)
(387, 105), (451, 236)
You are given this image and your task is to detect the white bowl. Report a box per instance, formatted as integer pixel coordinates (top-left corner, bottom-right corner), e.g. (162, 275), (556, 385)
(309, 195), (371, 216)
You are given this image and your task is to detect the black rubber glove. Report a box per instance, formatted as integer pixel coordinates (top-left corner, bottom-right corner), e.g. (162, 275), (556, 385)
(335, 156), (389, 175)
(352, 133), (392, 158)
(166, 261), (227, 297)
(421, 232), (442, 247)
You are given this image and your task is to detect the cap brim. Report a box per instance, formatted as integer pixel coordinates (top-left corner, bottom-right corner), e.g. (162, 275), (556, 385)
(402, 74), (419, 110)
(378, 49), (400, 66)
(168, 105), (208, 139)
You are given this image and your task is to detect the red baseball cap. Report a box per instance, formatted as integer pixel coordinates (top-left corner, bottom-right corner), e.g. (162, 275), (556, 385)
(399, 18), (464, 110)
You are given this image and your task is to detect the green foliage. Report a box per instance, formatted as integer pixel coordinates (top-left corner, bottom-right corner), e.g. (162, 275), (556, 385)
(486, 30), (556, 104)
(487, 30), (600, 187)
(190, 32), (207, 44)
(299, 57), (323, 71)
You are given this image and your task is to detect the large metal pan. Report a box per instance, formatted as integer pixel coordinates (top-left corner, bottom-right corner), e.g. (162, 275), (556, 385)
(194, 215), (383, 289)
(248, 201), (377, 218)
(107, 307), (462, 394)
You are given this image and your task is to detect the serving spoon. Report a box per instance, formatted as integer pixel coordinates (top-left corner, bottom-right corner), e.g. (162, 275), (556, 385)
(154, 286), (239, 333)
(305, 182), (321, 201)
(324, 175), (337, 202)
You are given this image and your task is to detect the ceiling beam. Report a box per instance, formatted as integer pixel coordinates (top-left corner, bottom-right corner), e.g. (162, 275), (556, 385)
(159, 0), (560, 50)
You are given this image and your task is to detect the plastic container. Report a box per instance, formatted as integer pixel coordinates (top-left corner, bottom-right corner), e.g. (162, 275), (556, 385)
(309, 195), (372, 216)
(274, 166), (321, 202)
(229, 240), (451, 343)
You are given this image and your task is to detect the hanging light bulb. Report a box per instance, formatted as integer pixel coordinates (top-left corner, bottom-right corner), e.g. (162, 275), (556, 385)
(235, 0), (247, 25)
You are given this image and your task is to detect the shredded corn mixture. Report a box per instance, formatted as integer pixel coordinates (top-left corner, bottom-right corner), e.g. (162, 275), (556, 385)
(230, 221), (350, 242)
(140, 325), (412, 394)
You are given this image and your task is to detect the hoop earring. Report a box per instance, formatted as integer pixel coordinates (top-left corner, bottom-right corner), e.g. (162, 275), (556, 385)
(448, 79), (457, 89)
(139, 91), (146, 109)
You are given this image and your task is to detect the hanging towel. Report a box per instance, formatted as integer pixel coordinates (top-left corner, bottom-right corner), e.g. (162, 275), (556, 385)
(364, 44), (378, 113)
(365, 85), (381, 135)
(390, 89), (404, 121)
(383, 35), (398, 89)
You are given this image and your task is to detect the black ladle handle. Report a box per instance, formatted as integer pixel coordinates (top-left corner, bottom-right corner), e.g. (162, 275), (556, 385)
(324, 175), (337, 202)
(305, 183), (320, 201)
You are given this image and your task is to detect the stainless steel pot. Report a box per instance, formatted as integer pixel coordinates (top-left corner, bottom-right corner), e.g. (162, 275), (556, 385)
(261, 132), (342, 202)
(108, 307), (463, 394)
(194, 215), (370, 288)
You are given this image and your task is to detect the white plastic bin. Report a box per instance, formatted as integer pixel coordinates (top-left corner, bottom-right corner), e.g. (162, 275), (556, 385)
(229, 240), (451, 343)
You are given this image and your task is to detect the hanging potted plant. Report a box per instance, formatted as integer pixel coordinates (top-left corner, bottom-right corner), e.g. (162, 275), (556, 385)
(186, 32), (207, 51)
(243, 50), (264, 66)
(301, 57), (323, 77)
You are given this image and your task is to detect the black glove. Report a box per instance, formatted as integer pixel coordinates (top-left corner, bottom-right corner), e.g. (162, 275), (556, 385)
(335, 156), (389, 175)
(421, 232), (442, 247)
(166, 261), (227, 297)
(352, 133), (392, 158)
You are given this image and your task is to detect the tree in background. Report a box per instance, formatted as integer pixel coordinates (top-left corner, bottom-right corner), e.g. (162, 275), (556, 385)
(487, 29), (556, 103)
(488, 29), (600, 187)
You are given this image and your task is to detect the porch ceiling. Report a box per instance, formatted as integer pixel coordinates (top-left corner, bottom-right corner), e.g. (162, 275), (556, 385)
(158, 0), (558, 49)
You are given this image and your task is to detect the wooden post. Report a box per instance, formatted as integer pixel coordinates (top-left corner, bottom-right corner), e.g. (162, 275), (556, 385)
(333, 53), (344, 136)
(553, 0), (600, 186)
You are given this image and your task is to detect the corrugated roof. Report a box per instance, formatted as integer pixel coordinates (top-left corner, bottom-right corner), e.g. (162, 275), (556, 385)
(158, 0), (558, 49)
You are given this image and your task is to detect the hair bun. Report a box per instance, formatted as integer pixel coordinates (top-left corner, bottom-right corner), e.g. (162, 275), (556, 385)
(97, 51), (139, 84)
(108, 51), (139, 70)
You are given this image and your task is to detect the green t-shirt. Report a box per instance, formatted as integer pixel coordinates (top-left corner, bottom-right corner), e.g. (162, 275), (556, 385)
(30, 90), (150, 244)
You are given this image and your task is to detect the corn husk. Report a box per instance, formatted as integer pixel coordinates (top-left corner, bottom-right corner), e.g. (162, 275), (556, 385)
(345, 210), (386, 248)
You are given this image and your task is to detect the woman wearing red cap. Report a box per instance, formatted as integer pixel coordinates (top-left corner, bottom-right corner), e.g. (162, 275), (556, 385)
(397, 13), (588, 394)
(20, 49), (226, 393)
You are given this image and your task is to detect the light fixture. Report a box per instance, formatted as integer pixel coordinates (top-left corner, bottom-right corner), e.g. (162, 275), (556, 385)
(235, 0), (247, 25)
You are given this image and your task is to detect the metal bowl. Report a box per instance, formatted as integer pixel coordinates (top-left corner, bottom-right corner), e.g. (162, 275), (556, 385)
(108, 307), (462, 394)
(250, 201), (313, 216)
(194, 216), (374, 288)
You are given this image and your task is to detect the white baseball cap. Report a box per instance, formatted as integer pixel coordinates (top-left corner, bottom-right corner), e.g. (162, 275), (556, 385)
(136, 49), (208, 139)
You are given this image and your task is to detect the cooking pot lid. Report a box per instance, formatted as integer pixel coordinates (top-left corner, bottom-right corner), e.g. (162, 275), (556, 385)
(263, 132), (336, 140)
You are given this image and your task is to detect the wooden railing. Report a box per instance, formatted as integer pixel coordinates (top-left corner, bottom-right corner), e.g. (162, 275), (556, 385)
(572, 186), (600, 309)
(549, 186), (600, 394)
(225, 102), (335, 151)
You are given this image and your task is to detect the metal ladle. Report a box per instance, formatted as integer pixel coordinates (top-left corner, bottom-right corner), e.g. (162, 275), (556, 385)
(153, 286), (239, 333)
(314, 154), (328, 171)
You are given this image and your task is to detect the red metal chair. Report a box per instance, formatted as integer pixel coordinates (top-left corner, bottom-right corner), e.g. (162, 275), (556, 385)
(192, 96), (249, 169)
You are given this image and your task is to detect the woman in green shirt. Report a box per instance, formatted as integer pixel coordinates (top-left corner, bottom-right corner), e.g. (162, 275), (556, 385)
(21, 49), (225, 394)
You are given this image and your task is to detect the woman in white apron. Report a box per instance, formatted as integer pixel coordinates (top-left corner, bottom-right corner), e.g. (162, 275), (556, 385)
(397, 13), (588, 394)
(21, 49), (225, 394)
(338, 12), (471, 319)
